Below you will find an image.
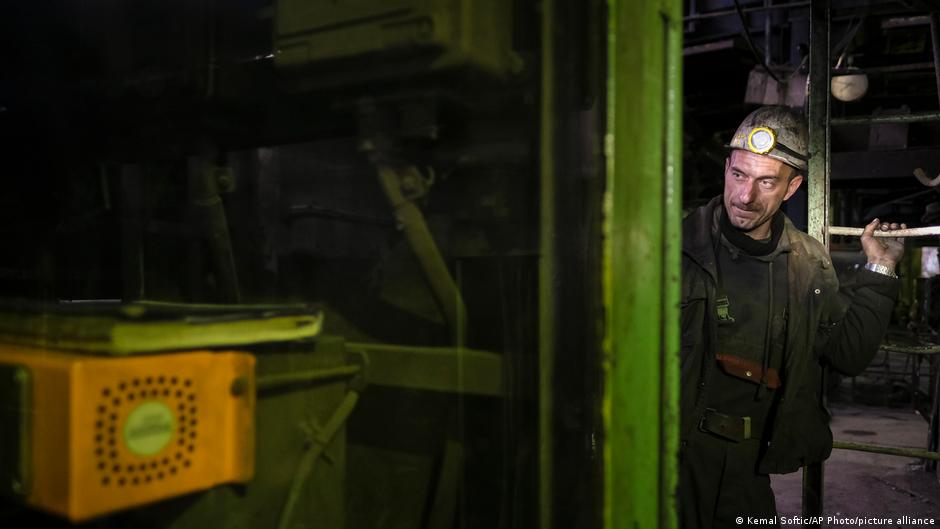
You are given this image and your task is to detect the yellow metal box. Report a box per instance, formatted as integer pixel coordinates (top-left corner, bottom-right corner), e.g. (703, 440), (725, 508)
(0, 345), (255, 521)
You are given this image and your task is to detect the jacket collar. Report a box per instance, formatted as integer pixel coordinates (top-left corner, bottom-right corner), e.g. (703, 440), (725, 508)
(682, 196), (805, 281)
(682, 196), (722, 283)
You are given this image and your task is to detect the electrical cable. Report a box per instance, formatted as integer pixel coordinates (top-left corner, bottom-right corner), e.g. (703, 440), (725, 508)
(732, 0), (783, 83)
(832, 17), (863, 71)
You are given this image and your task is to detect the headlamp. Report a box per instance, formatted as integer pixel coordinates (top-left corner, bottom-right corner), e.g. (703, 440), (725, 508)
(746, 126), (776, 155)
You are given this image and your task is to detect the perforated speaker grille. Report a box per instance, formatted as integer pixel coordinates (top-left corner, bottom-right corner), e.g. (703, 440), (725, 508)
(93, 375), (198, 487)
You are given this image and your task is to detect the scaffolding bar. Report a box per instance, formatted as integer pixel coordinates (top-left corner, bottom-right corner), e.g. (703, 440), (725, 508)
(833, 441), (940, 462)
(683, 1), (809, 21)
(831, 112), (940, 126)
(881, 344), (940, 355)
(829, 226), (940, 238)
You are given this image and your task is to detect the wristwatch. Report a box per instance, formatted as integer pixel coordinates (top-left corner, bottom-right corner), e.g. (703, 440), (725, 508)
(864, 262), (898, 279)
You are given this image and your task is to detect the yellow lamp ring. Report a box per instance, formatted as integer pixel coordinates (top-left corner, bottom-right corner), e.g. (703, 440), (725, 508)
(747, 127), (777, 155)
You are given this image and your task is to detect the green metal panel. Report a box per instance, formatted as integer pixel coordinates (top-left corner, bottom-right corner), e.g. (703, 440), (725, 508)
(603, 0), (681, 528)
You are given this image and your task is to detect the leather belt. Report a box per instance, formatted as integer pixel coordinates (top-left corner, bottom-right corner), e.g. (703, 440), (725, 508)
(698, 408), (763, 442)
(716, 353), (781, 389)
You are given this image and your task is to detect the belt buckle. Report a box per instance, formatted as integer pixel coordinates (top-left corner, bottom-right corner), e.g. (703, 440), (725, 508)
(699, 409), (753, 442)
(698, 408), (715, 433)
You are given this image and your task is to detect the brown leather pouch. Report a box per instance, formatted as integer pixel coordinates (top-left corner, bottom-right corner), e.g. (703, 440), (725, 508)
(715, 353), (781, 389)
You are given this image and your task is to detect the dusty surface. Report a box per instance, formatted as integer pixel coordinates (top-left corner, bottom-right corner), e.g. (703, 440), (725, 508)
(771, 402), (940, 527)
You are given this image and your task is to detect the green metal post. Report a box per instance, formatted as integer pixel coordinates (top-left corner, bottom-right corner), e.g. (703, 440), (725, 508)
(538, 0), (557, 526)
(804, 1), (830, 523)
(806, 1), (831, 247)
(603, 0), (682, 527)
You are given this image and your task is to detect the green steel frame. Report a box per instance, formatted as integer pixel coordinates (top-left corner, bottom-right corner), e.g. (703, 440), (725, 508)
(803, 0), (831, 522)
(603, 1), (682, 528)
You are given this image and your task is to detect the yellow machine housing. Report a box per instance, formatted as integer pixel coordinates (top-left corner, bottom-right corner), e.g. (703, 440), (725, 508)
(0, 345), (255, 521)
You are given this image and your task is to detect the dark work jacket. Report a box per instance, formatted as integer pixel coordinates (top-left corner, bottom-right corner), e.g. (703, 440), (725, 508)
(680, 197), (900, 474)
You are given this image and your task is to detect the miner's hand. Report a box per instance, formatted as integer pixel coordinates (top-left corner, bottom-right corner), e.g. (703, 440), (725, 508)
(861, 218), (906, 271)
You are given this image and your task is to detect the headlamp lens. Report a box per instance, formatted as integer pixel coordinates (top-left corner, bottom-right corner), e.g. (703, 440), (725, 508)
(747, 127), (776, 154)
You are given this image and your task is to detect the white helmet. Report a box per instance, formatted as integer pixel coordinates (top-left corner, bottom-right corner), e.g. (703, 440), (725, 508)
(728, 106), (808, 173)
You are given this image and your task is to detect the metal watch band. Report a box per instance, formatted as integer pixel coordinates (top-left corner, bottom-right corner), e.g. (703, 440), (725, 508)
(864, 262), (898, 278)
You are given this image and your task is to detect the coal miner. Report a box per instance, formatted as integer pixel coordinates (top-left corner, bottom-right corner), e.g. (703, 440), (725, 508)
(679, 106), (906, 528)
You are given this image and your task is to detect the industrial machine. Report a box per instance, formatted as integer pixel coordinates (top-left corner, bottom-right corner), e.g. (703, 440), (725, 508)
(9, 0), (940, 527)
(1, 0), (645, 528)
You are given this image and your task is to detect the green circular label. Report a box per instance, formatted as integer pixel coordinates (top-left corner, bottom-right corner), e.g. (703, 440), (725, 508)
(123, 401), (176, 456)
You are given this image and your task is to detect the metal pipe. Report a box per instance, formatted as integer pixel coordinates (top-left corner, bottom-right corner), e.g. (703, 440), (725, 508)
(376, 165), (468, 342)
(880, 344), (940, 355)
(763, 0), (771, 66)
(833, 440), (940, 461)
(256, 365), (362, 391)
(831, 112), (940, 125)
(188, 159), (241, 302)
(275, 391), (360, 529)
(733, 0), (782, 83)
(930, 13), (940, 109)
(833, 62), (934, 75)
(882, 15), (931, 29)
(683, 1), (809, 21)
(828, 226), (940, 237)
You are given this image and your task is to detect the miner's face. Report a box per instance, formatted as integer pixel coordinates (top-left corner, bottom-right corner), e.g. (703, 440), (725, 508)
(723, 149), (803, 239)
